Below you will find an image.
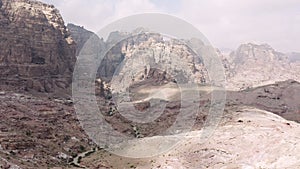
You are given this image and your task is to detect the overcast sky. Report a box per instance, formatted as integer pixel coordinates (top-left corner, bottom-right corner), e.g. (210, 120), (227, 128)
(41, 0), (300, 53)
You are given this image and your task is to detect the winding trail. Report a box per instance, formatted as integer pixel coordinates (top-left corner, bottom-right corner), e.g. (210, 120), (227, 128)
(70, 147), (99, 168)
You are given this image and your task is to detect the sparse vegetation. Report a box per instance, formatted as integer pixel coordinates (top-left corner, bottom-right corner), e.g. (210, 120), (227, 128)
(132, 125), (141, 138)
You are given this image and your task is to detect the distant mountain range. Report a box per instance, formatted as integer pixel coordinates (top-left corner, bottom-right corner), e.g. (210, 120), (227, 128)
(223, 43), (300, 90)
(287, 52), (300, 62)
(68, 24), (300, 91)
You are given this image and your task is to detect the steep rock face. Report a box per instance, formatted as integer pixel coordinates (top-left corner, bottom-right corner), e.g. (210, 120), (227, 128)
(67, 26), (300, 92)
(225, 43), (300, 90)
(67, 23), (105, 56)
(0, 0), (76, 94)
(97, 32), (209, 88)
(96, 31), (128, 81)
(109, 33), (209, 93)
(67, 27), (209, 84)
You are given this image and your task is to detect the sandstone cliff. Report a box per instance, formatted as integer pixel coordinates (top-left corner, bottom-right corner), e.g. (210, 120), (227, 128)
(106, 33), (209, 94)
(0, 0), (76, 94)
(67, 27), (210, 85)
(67, 25), (300, 92)
(67, 23), (105, 56)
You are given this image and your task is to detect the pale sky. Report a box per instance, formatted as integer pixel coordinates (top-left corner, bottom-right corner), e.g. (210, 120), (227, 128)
(41, 0), (300, 53)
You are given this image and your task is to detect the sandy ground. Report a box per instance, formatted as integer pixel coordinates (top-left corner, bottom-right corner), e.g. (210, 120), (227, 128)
(80, 106), (300, 169)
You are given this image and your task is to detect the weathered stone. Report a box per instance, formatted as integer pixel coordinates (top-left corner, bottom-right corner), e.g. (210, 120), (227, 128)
(0, 0), (76, 94)
(67, 23), (105, 56)
(225, 43), (300, 90)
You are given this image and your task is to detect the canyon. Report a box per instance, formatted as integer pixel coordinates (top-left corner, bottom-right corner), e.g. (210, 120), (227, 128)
(0, 0), (299, 168)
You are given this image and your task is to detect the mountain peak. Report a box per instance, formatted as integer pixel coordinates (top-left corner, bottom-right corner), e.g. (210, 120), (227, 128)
(239, 42), (273, 50)
(231, 42), (286, 63)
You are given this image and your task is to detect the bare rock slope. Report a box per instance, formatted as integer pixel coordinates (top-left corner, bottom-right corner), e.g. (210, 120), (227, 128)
(67, 27), (210, 84)
(0, 0), (76, 94)
(228, 80), (300, 122)
(81, 107), (300, 169)
(67, 23), (105, 56)
(0, 92), (93, 169)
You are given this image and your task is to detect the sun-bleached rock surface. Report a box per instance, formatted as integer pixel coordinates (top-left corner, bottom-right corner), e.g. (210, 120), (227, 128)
(80, 107), (300, 169)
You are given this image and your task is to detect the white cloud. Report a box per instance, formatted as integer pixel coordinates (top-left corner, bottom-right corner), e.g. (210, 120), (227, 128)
(43, 0), (160, 31)
(177, 0), (300, 52)
(40, 0), (300, 52)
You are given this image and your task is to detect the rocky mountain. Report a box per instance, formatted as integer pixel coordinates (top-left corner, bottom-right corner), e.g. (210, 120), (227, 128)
(66, 24), (300, 168)
(66, 23), (105, 56)
(69, 26), (300, 92)
(0, 0), (299, 168)
(225, 43), (300, 90)
(0, 0), (76, 95)
(108, 33), (209, 91)
(68, 28), (210, 85)
(287, 52), (300, 62)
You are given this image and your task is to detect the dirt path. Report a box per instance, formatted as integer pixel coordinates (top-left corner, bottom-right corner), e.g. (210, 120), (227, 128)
(70, 148), (98, 168)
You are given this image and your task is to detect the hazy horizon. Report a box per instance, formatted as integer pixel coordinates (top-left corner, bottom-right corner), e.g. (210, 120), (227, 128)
(41, 0), (300, 53)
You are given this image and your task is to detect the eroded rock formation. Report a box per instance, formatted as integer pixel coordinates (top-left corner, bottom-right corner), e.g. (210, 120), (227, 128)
(225, 43), (300, 90)
(0, 0), (76, 94)
(67, 23), (105, 56)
